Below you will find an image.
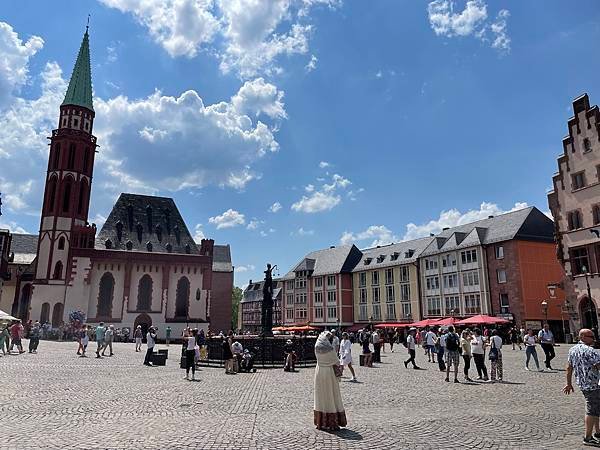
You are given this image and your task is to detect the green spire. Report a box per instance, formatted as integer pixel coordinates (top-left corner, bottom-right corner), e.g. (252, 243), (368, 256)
(62, 29), (93, 111)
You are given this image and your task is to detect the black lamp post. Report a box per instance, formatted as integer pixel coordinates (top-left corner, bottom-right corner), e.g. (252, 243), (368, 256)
(541, 300), (548, 326)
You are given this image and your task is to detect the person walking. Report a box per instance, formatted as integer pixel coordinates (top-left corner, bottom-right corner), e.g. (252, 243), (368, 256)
(524, 329), (543, 372)
(28, 321), (41, 353)
(95, 322), (106, 358)
(0, 324), (8, 356)
(143, 326), (157, 366)
(339, 332), (357, 381)
(471, 328), (489, 381)
(564, 328), (600, 447)
(489, 329), (503, 383)
(102, 325), (115, 356)
(361, 331), (373, 367)
(510, 327), (522, 351)
(134, 325), (143, 352)
(79, 325), (89, 357)
(222, 332), (234, 374)
(390, 328), (398, 353)
(437, 329), (446, 372)
(9, 320), (24, 354)
(460, 329), (473, 382)
(184, 329), (198, 381)
(538, 324), (556, 370)
(444, 326), (461, 383)
(314, 331), (347, 431)
(371, 329), (381, 363)
(425, 327), (436, 363)
(404, 327), (419, 369)
(165, 326), (172, 346)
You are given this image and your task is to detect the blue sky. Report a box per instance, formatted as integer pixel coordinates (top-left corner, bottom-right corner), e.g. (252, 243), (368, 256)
(0, 0), (599, 287)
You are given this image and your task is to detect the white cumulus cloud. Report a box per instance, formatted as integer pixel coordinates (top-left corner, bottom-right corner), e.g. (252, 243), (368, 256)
(268, 202), (282, 213)
(427, 0), (510, 53)
(236, 264), (256, 273)
(402, 201), (528, 241)
(208, 209), (246, 229)
(193, 223), (206, 242)
(340, 225), (398, 247)
(291, 172), (353, 213)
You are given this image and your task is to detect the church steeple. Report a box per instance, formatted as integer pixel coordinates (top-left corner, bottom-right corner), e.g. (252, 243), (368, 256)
(61, 29), (93, 111)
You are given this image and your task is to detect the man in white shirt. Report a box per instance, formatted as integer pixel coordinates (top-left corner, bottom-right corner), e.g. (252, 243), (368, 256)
(144, 327), (157, 366)
(425, 327), (437, 363)
(371, 329), (381, 362)
(404, 328), (420, 369)
(538, 324), (555, 370)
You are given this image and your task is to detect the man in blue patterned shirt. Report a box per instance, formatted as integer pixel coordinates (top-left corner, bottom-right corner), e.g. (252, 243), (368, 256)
(564, 329), (600, 447)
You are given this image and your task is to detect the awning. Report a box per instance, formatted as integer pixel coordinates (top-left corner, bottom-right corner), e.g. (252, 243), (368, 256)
(455, 314), (510, 325)
(0, 310), (18, 322)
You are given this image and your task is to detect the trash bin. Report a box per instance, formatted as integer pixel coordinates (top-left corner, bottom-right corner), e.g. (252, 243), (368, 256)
(157, 349), (169, 359)
(151, 353), (167, 366)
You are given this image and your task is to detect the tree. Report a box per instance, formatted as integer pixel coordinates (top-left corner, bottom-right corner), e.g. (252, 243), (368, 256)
(232, 286), (243, 330)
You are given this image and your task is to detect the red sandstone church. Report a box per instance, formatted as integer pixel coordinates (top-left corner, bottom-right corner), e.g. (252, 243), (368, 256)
(0, 29), (233, 337)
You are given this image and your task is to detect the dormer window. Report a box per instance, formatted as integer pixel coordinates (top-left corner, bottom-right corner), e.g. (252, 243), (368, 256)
(364, 258), (373, 265)
(166, 243), (173, 253)
(377, 255), (385, 263)
(584, 138), (592, 153)
(390, 252), (399, 261)
(185, 243), (191, 254)
(104, 239), (112, 249)
(126, 240), (133, 250)
(136, 222), (143, 242)
(146, 241), (153, 252)
(116, 221), (123, 241)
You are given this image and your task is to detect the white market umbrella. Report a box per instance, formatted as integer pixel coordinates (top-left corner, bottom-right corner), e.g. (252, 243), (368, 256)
(0, 309), (18, 322)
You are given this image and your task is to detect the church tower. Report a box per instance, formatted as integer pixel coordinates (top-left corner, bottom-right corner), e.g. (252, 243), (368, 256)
(35, 28), (97, 283)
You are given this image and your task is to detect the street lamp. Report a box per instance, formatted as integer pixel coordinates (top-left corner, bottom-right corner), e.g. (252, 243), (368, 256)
(541, 300), (548, 326)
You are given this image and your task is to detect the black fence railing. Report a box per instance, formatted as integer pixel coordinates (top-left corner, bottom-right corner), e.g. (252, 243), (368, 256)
(196, 336), (317, 368)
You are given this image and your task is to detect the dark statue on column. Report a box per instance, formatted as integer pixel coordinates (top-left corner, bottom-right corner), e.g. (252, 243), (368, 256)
(261, 263), (277, 337)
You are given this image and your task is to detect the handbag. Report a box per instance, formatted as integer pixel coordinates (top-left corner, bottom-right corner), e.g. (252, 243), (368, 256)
(488, 338), (499, 361)
(333, 364), (343, 377)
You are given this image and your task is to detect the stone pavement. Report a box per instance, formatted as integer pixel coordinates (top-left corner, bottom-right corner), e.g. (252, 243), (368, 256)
(0, 340), (588, 449)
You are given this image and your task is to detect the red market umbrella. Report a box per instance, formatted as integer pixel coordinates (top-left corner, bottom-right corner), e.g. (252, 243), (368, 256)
(455, 314), (509, 325)
(407, 318), (441, 328)
(373, 323), (411, 328)
(431, 317), (459, 326)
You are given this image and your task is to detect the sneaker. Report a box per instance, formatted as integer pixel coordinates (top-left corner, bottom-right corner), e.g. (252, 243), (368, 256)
(593, 432), (600, 440)
(539, 368), (544, 372)
(454, 379), (460, 383)
(445, 378), (449, 382)
(404, 361), (408, 368)
(583, 437), (600, 447)
(525, 367), (530, 371)
(350, 377), (357, 382)
(476, 376), (482, 380)
(413, 366), (421, 370)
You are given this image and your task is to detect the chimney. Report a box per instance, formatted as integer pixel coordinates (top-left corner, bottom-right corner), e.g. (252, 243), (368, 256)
(429, 233), (434, 237)
(488, 215), (494, 219)
(330, 246), (335, 249)
(442, 227), (449, 231)
(249, 279), (252, 285)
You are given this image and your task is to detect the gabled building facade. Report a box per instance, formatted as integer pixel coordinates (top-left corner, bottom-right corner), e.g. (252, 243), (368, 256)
(418, 207), (567, 335)
(281, 245), (363, 328)
(240, 279), (282, 334)
(548, 93), (600, 332)
(352, 237), (433, 325)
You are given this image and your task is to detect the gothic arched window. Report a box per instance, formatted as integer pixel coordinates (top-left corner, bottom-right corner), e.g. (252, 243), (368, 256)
(52, 143), (61, 169)
(77, 180), (87, 215)
(51, 303), (64, 327)
(53, 261), (63, 280)
(136, 274), (153, 311)
(47, 177), (58, 213)
(58, 236), (65, 250)
(97, 272), (115, 318)
(175, 276), (190, 318)
(67, 143), (76, 170)
(62, 179), (72, 213)
(40, 302), (50, 324)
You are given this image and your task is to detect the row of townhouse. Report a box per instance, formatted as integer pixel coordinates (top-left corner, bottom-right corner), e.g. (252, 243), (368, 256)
(241, 206), (569, 338)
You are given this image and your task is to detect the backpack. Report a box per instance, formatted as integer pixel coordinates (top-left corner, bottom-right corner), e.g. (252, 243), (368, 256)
(445, 333), (459, 351)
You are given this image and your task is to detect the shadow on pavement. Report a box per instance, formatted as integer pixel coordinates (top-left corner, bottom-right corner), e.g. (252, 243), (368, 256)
(333, 429), (363, 441)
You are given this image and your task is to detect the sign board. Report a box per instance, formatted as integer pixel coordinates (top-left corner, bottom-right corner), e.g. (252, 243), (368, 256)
(525, 320), (542, 330)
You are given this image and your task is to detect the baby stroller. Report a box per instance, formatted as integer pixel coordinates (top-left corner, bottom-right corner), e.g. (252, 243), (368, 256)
(240, 348), (257, 373)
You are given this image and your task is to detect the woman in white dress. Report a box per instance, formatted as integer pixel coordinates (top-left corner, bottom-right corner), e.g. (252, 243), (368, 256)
(314, 331), (347, 431)
(339, 332), (357, 382)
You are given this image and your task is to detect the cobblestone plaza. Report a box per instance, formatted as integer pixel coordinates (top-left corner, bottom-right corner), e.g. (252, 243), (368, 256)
(1, 341), (585, 449)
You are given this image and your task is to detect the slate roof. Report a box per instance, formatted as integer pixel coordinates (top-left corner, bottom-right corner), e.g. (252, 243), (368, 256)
(96, 193), (199, 255)
(352, 236), (434, 272)
(213, 245), (233, 272)
(9, 234), (38, 265)
(62, 30), (93, 111)
(420, 207), (554, 256)
(241, 279), (283, 304)
(282, 245), (363, 279)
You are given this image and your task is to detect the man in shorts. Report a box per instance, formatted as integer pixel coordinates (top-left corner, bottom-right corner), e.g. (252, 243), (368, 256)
(564, 328), (600, 446)
(444, 326), (461, 383)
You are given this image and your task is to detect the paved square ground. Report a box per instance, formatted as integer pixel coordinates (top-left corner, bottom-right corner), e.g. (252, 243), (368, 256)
(0, 340), (586, 449)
